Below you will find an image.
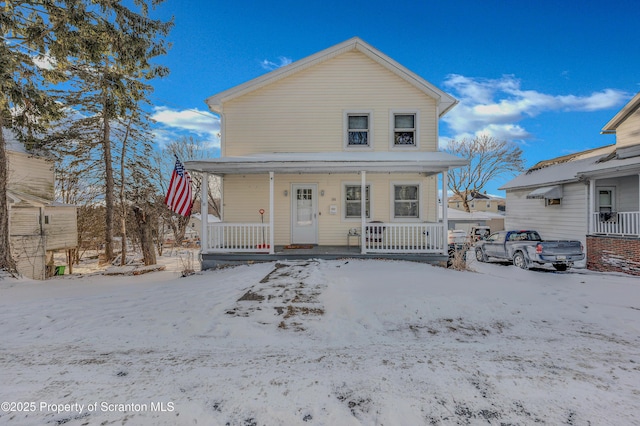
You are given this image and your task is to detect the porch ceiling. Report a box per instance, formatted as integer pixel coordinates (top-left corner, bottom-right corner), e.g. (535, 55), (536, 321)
(185, 152), (468, 176)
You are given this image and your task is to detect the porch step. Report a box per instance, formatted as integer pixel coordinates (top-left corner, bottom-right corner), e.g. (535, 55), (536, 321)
(225, 260), (326, 331)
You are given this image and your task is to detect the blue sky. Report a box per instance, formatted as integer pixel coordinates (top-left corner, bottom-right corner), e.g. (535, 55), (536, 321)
(148, 0), (640, 195)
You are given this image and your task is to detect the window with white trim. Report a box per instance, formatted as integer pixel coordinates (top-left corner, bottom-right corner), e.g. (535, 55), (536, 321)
(393, 184), (419, 218)
(597, 187), (615, 213)
(344, 184), (370, 219)
(346, 113), (370, 147)
(393, 113), (416, 146)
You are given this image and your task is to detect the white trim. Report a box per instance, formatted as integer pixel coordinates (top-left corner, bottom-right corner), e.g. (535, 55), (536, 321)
(361, 171), (366, 254)
(201, 172), (208, 251)
(389, 109), (419, 150)
(342, 181), (372, 221)
(269, 172), (274, 254)
(390, 181), (423, 222)
(343, 110), (374, 150)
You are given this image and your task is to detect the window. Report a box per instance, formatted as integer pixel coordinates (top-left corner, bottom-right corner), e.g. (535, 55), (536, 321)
(597, 188), (615, 213)
(344, 184), (370, 219)
(44, 215), (50, 225)
(346, 113), (370, 147)
(393, 184), (419, 218)
(393, 113), (416, 146)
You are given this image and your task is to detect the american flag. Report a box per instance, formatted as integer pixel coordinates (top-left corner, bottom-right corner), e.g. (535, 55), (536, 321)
(164, 157), (192, 216)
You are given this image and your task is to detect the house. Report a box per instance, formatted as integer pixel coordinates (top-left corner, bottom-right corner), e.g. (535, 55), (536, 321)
(447, 191), (506, 214)
(7, 148), (78, 279)
(500, 91), (640, 275)
(443, 206), (505, 234)
(185, 38), (467, 268)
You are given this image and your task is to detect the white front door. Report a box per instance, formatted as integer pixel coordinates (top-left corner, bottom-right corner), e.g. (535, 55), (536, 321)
(291, 184), (318, 244)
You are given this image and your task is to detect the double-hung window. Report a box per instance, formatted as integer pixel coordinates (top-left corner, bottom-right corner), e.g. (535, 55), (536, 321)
(391, 111), (418, 148)
(345, 184), (370, 219)
(393, 184), (419, 218)
(345, 111), (372, 148)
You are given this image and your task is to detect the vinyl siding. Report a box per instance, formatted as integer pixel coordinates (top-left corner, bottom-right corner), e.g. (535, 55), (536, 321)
(504, 182), (588, 246)
(43, 206), (78, 250)
(595, 176), (639, 212)
(616, 107), (640, 148)
(223, 173), (438, 246)
(9, 207), (46, 280)
(7, 151), (55, 200)
(222, 51), (438, 156)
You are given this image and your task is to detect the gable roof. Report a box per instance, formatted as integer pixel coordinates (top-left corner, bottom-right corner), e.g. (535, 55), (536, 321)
(205, 37), (458, 116)
(602, 91), (640, 134)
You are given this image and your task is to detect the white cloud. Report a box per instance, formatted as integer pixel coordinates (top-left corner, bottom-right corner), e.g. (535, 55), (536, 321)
(260, 56), (292, 71)
(441, 74), (629, 142)
(151, 106), (220, 148)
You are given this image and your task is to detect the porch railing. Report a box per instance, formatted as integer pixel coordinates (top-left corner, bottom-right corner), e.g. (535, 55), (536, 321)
(591, 211), (640, 237)
(363, 222), (445, 254)
(206, 223), (271, 253)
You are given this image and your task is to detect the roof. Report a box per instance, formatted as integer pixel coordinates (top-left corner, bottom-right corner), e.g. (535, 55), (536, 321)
(205, 37), (458, 117)
(602, 91), (640, 134)
(501, 144), (640, 190)
(526, 185), (563, 199)
(185, 151), (468, 176)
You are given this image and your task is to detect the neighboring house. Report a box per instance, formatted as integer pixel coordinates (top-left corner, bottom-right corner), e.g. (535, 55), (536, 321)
(7, 149), (78, 279)
(186, 37), (467, 268)
(500, 91), (640, 275)
(448, 191), (506, 214)
(444, 207), (505, 234)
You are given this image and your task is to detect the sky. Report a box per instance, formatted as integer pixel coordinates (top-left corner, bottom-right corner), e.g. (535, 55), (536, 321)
(146, 0), (640, 195)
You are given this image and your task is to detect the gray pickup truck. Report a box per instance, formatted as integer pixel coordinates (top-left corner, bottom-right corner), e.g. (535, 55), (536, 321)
(474, 230), (585, 271)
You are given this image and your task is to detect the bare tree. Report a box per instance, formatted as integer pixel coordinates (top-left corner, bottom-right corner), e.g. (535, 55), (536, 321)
(445, 135), (525, 212)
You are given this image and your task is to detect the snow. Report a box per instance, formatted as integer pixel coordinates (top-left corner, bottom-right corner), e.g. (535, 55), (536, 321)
(1, 253), (639, 425)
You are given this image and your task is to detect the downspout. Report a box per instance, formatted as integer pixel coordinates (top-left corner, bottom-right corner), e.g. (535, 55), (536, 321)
(269, 172), (275, 254)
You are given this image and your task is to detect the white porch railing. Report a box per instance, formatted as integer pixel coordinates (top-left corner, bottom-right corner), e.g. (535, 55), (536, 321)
(592, 212), (640, 236)
(206, 223), (272, 253)
(363, 222), (445, 254)
(203, 222), (446, 254)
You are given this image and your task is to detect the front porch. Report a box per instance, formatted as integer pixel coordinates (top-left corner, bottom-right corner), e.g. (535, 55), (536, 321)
(200, 243), (449, 270)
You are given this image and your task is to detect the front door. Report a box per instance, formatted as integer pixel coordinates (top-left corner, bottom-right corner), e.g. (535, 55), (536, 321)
(291, 184), (318, 244)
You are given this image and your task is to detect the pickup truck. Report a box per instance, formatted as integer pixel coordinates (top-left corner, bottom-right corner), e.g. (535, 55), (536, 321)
(474, 230), (585, 271)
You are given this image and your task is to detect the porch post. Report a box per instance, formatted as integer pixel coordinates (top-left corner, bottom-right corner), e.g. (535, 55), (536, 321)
(442, 170), (449, 254)
(269, 171), (275, 254)
(201, 172), (208, 252)
(361, 170), (366, 254)
(589, 179), (596, 234)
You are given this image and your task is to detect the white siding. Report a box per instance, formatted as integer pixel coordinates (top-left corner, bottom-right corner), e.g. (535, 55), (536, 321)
(595, 176), (639, 212)
(7, 151), (55, 200)
(223, 51), (438, 156)
(44, 206), (78, 250)
(505, 182), (588, 246)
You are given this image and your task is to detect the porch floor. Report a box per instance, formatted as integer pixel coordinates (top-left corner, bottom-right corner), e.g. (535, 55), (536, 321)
(200, 245), (448, 270)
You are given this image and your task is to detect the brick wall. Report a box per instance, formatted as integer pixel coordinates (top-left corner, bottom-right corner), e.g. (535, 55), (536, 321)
(587, 235), (640, 276)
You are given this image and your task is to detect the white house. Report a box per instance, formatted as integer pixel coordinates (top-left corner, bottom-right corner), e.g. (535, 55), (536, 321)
(185, 37), (467, 268)
(501, 91), (640, 275)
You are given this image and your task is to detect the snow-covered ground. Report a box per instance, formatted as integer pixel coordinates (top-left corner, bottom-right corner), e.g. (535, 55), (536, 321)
(1, 253), (639, 425)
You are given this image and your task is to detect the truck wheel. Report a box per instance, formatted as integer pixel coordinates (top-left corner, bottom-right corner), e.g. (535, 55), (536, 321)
(475, 247), (487, 262)
(553, 263), (568, 272)
(513, 252), (529, 270)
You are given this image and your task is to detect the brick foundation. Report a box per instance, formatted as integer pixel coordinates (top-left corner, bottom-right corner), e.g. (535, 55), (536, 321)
(587, 235), (640, 276)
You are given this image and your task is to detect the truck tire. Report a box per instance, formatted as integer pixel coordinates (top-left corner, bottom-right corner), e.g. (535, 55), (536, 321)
(475, 247), (487, 262)
(553, 263), (568, 272)
(513, 251), (529, 270)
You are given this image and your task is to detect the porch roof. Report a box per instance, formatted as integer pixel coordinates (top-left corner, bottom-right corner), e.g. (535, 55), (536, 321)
(185, 151), (468, 176)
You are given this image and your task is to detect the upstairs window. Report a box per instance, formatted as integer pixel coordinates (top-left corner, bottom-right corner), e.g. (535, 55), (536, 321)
(393, 113), (416, 146)
(347, 113), (370, 147)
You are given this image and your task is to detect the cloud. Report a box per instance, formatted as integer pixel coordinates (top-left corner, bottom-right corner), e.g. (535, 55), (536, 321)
(441, 74), (629, 142)
(260, 56), (292, 71)
(151, 106), (220, 148)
